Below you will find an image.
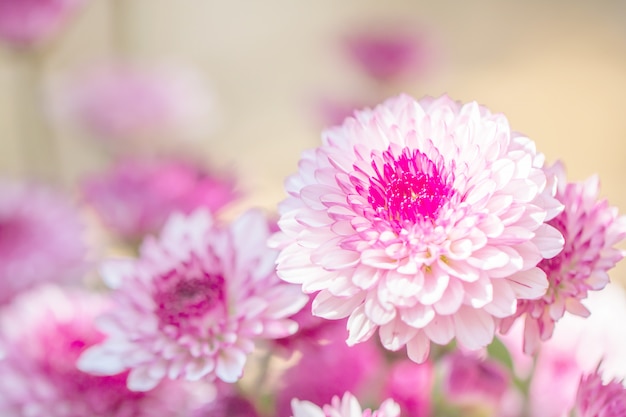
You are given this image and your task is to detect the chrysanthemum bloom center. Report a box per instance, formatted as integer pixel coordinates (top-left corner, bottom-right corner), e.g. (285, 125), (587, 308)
(367, 148), (453, 229)
(153, 257), (225, 328)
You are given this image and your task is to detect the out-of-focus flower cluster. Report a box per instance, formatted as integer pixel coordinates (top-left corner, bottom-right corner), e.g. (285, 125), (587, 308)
(1, 2), (626, 416)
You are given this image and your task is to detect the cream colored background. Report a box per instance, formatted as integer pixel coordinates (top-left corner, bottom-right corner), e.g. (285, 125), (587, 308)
(1, 0), (626, 274)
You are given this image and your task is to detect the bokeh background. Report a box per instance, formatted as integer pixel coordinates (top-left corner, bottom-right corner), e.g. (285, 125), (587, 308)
(2, 0), (626, 273)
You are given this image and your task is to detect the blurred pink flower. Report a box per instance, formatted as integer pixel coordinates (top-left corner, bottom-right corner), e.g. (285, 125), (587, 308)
(344, 27), (436, 82)
(54, 63), (216, 144)
(0, 180), (86, 305)
(501, 283), (626, 417)
(290, 392), (400, 417)
(272, 94), (564, 363)
(573, 371), (626, 417)
(0, 285), (197, 417)
(442, 352), (512, 416)
(276, 322), (382, 417)
(381, 360), (433, 417)
(530, 345), (583, 417)
(316, 98), (370, 128)
(81, 156), (239, 240)
(500, 162), (626, 354)
(0, 0), (83, 47)
(78, 209), (308, 391)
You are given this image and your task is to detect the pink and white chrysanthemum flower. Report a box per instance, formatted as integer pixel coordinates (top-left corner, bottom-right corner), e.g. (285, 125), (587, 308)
(573, 371), (626, 417)
(0, 180), (86, 305)
(290, 392), (400, 417)
(0, 285), (199, 417)
(78, 209), (307, 391)
(500, 162), (626, 354)
(272, 94), (564, 362)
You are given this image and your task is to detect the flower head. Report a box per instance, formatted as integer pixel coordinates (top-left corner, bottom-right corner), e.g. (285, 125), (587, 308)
(0, 285), (197, 417)
(0, 180), (86, 305)
(81, 156), (239, 240)
(290, 392), (400, 417)
(53, 63), (216, 144)
(573, 371), (626, 417)
(500, 162), (626, 353)
(0, 0), (83, 47)
(273, 94), (564, 362)
(78, 209), (307, 391)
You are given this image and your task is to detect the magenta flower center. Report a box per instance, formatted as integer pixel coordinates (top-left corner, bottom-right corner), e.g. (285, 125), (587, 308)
(367, 147), (453, 230)
(153, 257), (225, 329)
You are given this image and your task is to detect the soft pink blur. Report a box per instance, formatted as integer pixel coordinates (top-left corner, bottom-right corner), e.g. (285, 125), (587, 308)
(0, 0), (84, 47)
(0, 180), (86, 305)
(344, 25), (437, 83)
(442, 352), (513, 416)
(0, 285), (197, 416)
(275, 322), (382, 417)
(382, 360), (433, 417)
(52, 63), (216, 146)
(81, 156), (240, 240)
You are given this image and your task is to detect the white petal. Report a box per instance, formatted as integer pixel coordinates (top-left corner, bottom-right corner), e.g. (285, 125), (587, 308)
(290, 399), (325, 417)
(216, 348), (247, 383)
(424, 315), (455, 345)
(346, 305), (378, 345)
(399, 304), (435, 328)
(127, 365), (162, 392)
(453, 307), (495, 350)
(433, 279), (464, 315)
(533, 223), (565, 259)
(379, 318), (417, 351)
(76, 345), (127, 375)
(313, 290), (364, 319)
(507, 268), (548, 299)
(484, 280), (517, 318)
(406, 333), (431, 363)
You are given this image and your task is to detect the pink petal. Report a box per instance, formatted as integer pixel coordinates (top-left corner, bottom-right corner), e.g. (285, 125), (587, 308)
(406, 333), (431, 363)
(216, 348), (247, 383)
(453, 307), (495, 350)
(347, 305), (378, 345)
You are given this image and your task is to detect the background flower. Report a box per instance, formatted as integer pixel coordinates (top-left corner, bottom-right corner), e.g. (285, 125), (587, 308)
(381, 360), (433, 417)
(275, 322), (382, 417)
(500, 161), (626, 353)
(0, 284), (199, 417)
(81, 156), (240, 240)
(0, 0), (84, 47)
(573, 371), (626, 417)
(501, 283), (626, 417)
(78, 209), (308, 391)
(273, 94), (564, 363)
(344, 25), (436, 83)
(51, 63), (217, 146)
(0, 180), (86, 305)
(441, 351), (513, 417)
